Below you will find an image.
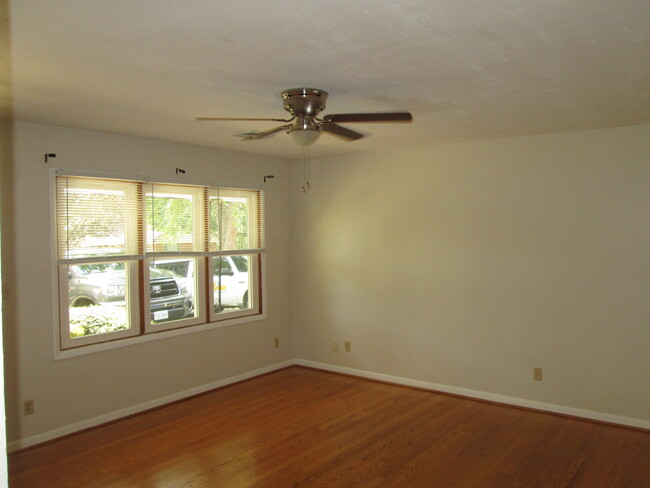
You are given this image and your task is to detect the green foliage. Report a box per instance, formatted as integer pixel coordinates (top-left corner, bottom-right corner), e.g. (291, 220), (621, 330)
(69, 306), (128, 338)
(76, 262), (124, 274)
(209, 199), (249, 249)
(64, 191), (126, 249)
(147, 195), (194, 251)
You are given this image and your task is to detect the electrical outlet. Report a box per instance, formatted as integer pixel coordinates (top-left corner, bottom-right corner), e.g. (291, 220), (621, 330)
(23, 399), (34, 416)
(344, 341), (351, 352)
(274, 337), (280, 349)
(533, 367), (543, 381)
(331, 341), (338, 352)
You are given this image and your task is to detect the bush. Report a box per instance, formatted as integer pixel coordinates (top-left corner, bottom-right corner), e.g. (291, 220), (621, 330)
(69, 306), (128, 337)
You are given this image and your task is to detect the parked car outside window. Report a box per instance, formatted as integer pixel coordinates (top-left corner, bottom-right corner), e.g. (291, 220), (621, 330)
(213, 256), (250, 311)
(68, 263), (194, 323)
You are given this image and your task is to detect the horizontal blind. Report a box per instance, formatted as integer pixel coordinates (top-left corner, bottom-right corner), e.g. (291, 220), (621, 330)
(56, 176), (141, 260)
(57, 176), (262, 260)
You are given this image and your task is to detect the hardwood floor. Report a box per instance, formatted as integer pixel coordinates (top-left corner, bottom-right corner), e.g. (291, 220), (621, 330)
(9, 366), (650, 487)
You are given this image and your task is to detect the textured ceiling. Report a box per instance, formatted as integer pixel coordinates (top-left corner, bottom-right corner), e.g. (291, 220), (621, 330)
(6, 0), (650, 159)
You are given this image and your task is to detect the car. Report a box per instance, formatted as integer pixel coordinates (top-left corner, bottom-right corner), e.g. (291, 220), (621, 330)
(213, 256), (250, 310)
(68, 263), (194, 323)
(152, 256), (249, 312)
(151, 258), (196, 297)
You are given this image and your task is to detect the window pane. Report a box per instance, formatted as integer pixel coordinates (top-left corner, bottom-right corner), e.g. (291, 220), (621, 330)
(230, 255), (248, 272)
(67, 262), (132, 338)
(146, 185), (203, 253)
(209, 189), (260, 251)
(56, 177), (140, 259)
(213, 255), (253, 313)
(149, 258), (197, 324)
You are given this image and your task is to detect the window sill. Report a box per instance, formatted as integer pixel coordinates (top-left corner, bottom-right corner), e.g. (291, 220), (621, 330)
(54, 312), (266, 360)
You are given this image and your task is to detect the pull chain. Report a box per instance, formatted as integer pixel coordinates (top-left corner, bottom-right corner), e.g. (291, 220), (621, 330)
(301, 146), (311, 193)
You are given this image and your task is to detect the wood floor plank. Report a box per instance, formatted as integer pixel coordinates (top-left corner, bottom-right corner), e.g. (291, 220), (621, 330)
(8, 367), (650, 488)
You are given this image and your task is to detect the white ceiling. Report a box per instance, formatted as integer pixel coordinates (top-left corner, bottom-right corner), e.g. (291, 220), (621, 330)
(6, 0), (650, 160)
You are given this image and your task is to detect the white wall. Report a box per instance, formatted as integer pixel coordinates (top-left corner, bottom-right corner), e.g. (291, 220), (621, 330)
(3, 121), (293, 446)
(292, 124), (650, 424)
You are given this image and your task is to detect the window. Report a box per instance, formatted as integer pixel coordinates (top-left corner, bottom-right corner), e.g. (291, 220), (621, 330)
(55, 173), (264, 350)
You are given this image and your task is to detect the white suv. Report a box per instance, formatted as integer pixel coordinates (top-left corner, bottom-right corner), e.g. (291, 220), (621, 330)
(213, 256), (250, 310)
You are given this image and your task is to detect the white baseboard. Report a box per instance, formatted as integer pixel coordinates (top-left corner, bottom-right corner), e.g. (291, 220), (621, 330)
(8, 360), (294, 452)
(294, 359), (650, 431)
(9, 358), (648, 452)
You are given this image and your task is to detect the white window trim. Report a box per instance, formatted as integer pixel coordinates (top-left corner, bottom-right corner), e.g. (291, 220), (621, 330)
(50, 168), (267, 360)
(54, 168), (262, 192)
(58, 261), (141, 349)
(55, 308), (268, 361)
(208, 254), (262, 322)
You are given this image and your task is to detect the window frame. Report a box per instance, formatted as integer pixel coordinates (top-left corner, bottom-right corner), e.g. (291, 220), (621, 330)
(58, 259), (141, 349)
(208, 252), (262, 322)
(50, 169), (266, 359)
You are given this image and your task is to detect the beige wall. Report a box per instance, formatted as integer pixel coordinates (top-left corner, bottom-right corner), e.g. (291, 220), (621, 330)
(292, 124), (650, 422)
(3, 121), (293, 445)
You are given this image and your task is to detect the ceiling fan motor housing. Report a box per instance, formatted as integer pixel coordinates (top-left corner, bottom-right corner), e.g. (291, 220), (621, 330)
(281, 88), (328, 117)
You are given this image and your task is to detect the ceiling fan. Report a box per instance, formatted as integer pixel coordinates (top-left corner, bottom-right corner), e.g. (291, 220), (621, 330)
(197, 88), (413, 146)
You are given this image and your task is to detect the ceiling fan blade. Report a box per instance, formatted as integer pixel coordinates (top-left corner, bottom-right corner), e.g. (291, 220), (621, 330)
(240, 125), (289, 140)
(323, 112), (413, 123)
(321, 122), (364, 141)
(197, 117), (293, 122)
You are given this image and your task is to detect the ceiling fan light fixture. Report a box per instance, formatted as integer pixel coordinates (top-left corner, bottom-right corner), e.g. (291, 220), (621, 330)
(198, 87), (412, 145)
(287, 127), (322, 146)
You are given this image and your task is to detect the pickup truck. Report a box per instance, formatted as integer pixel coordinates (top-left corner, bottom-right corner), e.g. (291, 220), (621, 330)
(68, 263), (194, 323)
